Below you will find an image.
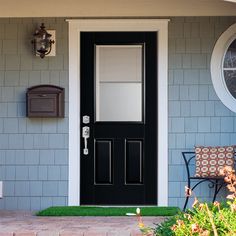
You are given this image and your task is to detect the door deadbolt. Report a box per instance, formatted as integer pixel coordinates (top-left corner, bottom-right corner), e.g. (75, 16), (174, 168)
(83, 115), (90, 124)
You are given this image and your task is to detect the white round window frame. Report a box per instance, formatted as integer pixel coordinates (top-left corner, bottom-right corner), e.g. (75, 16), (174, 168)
(211, 23), (236, 113)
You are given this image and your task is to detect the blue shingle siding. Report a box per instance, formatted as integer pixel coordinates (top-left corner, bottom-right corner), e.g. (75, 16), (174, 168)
(168, 16), (236, 208)
(0, 18), (68, 210)
(0, 16), (235, 210)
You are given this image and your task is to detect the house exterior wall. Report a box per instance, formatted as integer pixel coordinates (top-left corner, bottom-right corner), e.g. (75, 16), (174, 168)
(168, 16), (236, 207)
(0, 18), (69, 210)
(0, 16), (235, 210)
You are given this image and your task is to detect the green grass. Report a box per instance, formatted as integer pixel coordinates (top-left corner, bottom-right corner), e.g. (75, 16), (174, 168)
(37, 206), (180, 217)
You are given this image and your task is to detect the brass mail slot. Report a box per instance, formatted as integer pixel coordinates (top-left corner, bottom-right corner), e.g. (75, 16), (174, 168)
(26, 85), (64, 117)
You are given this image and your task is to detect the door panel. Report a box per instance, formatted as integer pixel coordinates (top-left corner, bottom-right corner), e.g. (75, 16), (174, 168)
(80, 32), (157, 205)
(125, 140), (143, 184)
(95, 140), (113, 184)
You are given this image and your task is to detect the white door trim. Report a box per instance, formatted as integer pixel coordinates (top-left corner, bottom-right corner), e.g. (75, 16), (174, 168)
(67, 19), (169, 206)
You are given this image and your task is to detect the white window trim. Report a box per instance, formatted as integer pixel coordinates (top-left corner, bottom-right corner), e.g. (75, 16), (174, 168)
(211, 23), (236, 113)
(67, 19), (169, 206)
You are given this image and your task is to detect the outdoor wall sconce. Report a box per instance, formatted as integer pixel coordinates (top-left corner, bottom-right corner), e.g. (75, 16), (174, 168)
(31, 23), (56, 58)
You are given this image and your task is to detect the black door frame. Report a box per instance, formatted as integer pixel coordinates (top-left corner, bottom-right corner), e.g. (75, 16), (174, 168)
(67, 19), (169, 206)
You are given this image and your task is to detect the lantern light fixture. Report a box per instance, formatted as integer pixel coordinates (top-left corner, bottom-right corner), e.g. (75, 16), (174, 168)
(31, 23), (55, 59)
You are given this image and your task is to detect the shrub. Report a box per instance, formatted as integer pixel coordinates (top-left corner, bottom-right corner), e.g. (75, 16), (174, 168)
(138, 166), (236, 236)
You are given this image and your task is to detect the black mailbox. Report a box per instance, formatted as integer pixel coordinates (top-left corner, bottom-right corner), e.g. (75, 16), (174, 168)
(26, 85), (64, 118)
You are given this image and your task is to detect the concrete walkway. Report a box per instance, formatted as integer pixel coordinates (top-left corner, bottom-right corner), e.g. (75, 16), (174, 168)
(0, 211), (166, 236)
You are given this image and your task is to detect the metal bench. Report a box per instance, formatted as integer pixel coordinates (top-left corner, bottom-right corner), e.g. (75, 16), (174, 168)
(182, 151), (235, 211)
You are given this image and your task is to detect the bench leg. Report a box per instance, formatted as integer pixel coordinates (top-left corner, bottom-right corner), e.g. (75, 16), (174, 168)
(183, 180), (191, 211)
(212, 180), (218, 203)
(183, 195), (189, 211)
(212, 180), (224, 203)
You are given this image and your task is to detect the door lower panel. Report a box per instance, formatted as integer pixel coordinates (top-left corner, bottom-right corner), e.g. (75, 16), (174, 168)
(95, 140), (113, 184)
(125, 140), (143, 184)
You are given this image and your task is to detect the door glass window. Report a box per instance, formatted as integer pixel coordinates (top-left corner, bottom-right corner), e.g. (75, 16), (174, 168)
(95, 45), (143, 122)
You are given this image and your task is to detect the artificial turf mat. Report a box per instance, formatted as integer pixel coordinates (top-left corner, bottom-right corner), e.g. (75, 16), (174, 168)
(37, 206), (180, 216)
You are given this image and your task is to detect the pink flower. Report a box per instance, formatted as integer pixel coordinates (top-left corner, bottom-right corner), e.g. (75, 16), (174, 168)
(184, 213), (192, 220)
(185, 186), (192, 197)
(177, 220), (184, 227)
(200, 230), (210, 236)
(171, 224), (177, 231)
(213, 201), (220, 207)
(191, 223), (201, 233)
(230, 203), (236, 212)
(192, 197), (199, 208)
(226, 194), (235, 200)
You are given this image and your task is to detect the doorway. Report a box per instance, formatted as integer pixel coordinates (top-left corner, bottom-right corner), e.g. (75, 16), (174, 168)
(67, 19), (169, 206)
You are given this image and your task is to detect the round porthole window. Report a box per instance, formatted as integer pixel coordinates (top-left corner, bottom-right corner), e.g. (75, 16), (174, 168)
(223, 39), (236, 99)
(211, 23), (236, 112)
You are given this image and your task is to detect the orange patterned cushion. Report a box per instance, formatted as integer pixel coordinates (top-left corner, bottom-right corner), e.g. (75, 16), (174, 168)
(195, 146), (235, 177)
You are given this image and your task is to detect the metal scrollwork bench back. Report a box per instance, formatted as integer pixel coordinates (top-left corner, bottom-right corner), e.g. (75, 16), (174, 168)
(182, 151), (236, 211)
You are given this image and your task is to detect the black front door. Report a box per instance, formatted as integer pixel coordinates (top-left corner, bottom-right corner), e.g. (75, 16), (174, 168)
(80, 32), (157, 205)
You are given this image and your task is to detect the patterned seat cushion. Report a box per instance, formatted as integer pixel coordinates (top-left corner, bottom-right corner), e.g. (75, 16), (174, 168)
(195, 145), (235, 177)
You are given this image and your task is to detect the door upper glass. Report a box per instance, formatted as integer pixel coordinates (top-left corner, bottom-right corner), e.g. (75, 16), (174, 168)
(95, 45), (143, 122)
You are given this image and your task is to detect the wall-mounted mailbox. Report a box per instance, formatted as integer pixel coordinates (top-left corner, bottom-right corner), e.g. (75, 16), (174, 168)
(26, 85), (64, 118)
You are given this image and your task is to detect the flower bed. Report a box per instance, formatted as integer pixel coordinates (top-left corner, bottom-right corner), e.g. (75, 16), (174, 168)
(138, 166), (236, 236)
